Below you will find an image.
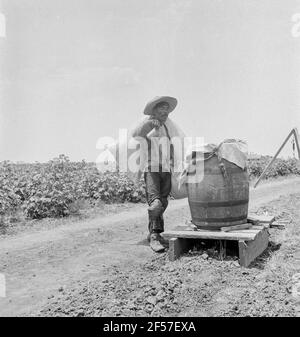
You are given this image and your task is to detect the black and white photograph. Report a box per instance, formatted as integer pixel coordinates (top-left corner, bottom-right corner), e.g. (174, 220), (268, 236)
(0, 0), (300, 322)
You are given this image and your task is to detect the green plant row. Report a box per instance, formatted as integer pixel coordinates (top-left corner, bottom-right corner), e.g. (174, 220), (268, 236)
(0, 155), (146, 222)
(1, 154), (299, 223)
(247, 156), (300, 179)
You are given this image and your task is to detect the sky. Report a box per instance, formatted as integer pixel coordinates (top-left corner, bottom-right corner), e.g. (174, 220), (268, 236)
(0, 0), (300, 162)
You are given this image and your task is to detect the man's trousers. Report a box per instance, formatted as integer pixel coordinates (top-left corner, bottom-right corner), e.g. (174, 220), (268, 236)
(144, 170), (171, 234)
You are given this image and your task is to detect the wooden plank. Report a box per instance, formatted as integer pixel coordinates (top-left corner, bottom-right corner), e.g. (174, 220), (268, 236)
(162, 229), (257, 241)
(252, 225), (266, 230)
(173, 224), (198, 231)
(248, 214), (275, 224)
(238, 228), (269, 267)
(270, 221), (287, 229)
(247, 219), (259, 226)
(168, 238), (192, 261)
(228, 229), (260, 234)
(221, 223), (253, 232)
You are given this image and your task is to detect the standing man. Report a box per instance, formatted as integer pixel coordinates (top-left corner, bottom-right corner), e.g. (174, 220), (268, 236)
(131, 96), (178, 252)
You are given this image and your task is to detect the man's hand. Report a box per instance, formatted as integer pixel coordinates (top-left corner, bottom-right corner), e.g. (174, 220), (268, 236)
(149, 118), (162, 129)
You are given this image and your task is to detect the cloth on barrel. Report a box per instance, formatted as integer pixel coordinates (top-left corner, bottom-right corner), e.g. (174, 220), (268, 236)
(178, 139), (248, 187)
(218, 139), (248, 170)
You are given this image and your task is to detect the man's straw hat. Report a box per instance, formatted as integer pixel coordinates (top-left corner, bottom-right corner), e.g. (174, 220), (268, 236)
(143, 96), (177, 115)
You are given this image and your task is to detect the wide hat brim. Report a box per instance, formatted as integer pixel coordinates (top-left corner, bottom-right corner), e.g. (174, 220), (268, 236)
(143, 96), (178, 115)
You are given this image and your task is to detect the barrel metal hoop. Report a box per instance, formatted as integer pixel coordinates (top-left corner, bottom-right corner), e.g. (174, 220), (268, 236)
(193, 215), (247, 223)
(189, 199), (249, 208)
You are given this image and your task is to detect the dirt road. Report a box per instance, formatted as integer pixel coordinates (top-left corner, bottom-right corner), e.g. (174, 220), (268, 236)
(0, 176), (300, 317)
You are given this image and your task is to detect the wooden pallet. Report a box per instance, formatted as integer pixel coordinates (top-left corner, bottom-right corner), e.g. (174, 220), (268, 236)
(161, 223), (270, 267)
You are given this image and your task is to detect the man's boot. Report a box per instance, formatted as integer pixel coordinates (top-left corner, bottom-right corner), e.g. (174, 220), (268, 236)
(149, 233), (165, 252)
(147, 199), (163, 243)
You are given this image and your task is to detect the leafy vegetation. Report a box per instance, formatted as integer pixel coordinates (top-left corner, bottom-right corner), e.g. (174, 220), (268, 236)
(0, 155), (145, 224)
(247, 156), (300, 179)
(0, 154), (299, 225)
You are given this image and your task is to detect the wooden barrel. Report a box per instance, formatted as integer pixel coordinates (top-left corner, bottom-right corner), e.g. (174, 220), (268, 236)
(187, 155), (249, 230)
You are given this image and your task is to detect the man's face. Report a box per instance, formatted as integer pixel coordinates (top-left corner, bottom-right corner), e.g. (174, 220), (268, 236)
(151, 103), (170, 123)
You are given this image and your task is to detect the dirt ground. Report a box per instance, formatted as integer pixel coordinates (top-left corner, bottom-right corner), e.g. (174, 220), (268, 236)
(0, 176), (300, 317)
